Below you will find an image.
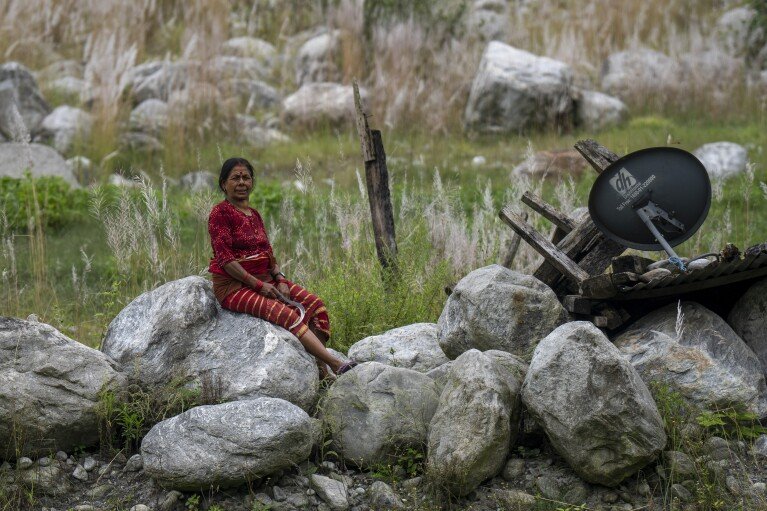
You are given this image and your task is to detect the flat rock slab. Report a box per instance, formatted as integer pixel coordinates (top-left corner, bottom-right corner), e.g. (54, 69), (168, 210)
(348, 323), (448, 372)
(523, 322), (666, 486)
(101, 276), (319, 412)
(614, 302), (767, 418)
(142, 398), (318, 491)
(0, 318), (124, 458)
(438, 264), (567, 359)
(322, 362), (440, 468)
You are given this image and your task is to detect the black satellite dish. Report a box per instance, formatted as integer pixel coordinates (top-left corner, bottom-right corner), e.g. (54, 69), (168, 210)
(588, 147), (711, 270)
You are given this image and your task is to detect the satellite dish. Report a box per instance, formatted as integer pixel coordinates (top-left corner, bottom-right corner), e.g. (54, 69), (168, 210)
(588, 147), (711, 269)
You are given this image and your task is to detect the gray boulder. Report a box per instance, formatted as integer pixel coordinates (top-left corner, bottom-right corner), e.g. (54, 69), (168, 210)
(575, 89), (628, 132)
(129, 99), (169, 135)
(437, 264), (567, 359)
(101, 276), (320, 412)
(283, 82), (367, 128)
(129, 61), (196, 103)
(523, 322), (666, 486)
(427, 349), (523, 496)
(464, 41), (574, 133)
(39, 105), (92, 153)
(118, 132), (163, 154)
(367, 480), (404, 509)
(0, 142), (79, 187)
(179, 171), (217, 192)
(142, 398), (318, 491)
(48, 76), (89, 102)
(295, 30), (342, 86)
(425, 361), (454, 393)
(310, 473), (349, 510)
(221, 36), (277, 64)
(511, 149), (588, 180)
(222, 79), (281, 109)
(601, 48), (680, 101)
(693, 141), (748, 179)
(614, 302), (767, 418)
(0, 62), (50, 138)
(210, 55), (270, 82)
(729, 278), (767, 376)
(36, 60), (83, 83)
(0, 318), (124, 458)
(348, 323), (449, 372)
(322, 362), (440, 468)
(237, 114), (290, 147)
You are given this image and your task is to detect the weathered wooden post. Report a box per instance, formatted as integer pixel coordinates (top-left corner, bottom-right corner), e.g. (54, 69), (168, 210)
(353, 80), (398, 275)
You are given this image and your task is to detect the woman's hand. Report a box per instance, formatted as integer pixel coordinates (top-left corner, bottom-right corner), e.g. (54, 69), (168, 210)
(260, 282), (285, 300)
(277, 282), (290, 297)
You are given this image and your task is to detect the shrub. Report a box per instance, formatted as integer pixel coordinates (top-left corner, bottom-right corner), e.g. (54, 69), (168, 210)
(0, 176), (90, 231)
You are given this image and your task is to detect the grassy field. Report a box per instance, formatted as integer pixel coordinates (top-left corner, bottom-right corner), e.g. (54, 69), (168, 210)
(2, 114), (766, 352)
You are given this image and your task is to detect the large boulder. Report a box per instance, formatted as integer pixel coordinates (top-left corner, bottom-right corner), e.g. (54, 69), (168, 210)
(522, 322), (666, 486)
(128, 61), (197, 103)
(0, 318), (124, 458)
(693, 141), (748, 180)
(437, 265), (567, 359)
(0, 142), (79, 187)
(601, 48), (680, 102)
(464, 41), (574, 133)
(210, 56), (271, 82)
(427, 349), (522, 496)
(347, 323), (449, 373)
(322, 362), (440, 468)
(101, 276), (320, 412)
(142, 398), (318, 491)
(129, 99), (169, 136)
(729, 278), (767, 376)
(614, 302), (767, 418)
(221, 79), (281, 109)
(574, 89), (628, 132)
(0, 62), (50, 138)
(295, 30), (343, 86)
(39, 105), (92, 153)
(221, 36), (277, 64)
(283, 82), (366, 128)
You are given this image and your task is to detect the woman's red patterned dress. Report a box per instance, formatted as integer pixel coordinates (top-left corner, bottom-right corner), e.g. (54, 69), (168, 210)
(208, 200), (330, 338)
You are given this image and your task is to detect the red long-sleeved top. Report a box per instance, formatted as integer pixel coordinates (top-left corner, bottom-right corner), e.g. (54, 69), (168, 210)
(208, 200), (274, 276)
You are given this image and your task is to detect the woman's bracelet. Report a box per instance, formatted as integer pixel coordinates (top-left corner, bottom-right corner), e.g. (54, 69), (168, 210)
(272, 271), (287, 282)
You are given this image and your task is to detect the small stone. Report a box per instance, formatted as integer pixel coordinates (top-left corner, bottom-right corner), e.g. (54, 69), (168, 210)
(705, 460), (726, 480)
(113, 452), (128, 465)
(160, 490), (183, 511)
(671, 483), (692, 502)
(472, 156), (487, 167)
(73, 506), (96, 511)
(311, 473), (349, 510)
(402, 477), (422, 490)
(27, 313), (39, 322)
(87, 484), (115, 499)
(536, 475), (561, 500)
(639, 267), (672, 282)
(72, 465), (88, 481)
(752, 435), (767, 458)
(663, 451), (697, 479)
(726, 475), (742, 496)
(55, 451), (68, 461)
(272, 486), (287, 501)
(367, 480), (404, 509)
(82, 457), (97, 471)
(38, 457), (51, 467)
(307, 489), (316, 496)
(98, 466), (110, 476)
(0, 461), (11, 470)
(124, 454), (143, 472)
(637, 481), (651, 497)
(496, 489), (536, 508)
(703, 437), (730, 461)
(563, 480), (590, 504)
(321, 461), (338, 472)
(687, 258), (712, 270)
(753, 482), (766, 494)
(253, 493), (272, 507)
(502, 458), (525, 481)
(603, 491), (619, 503)
(17, 457), (33, 470)
(66, 458), (74, 466)
(130, 506), (150, 511)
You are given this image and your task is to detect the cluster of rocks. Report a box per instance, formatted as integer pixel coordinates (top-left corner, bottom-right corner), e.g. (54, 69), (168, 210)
(3, 264), (767, 508)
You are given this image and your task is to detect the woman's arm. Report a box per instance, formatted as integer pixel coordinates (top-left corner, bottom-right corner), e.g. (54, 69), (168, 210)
(222, 261), (283, 299)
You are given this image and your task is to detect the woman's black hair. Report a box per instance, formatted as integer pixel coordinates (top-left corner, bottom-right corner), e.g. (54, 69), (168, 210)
(219, 157), (255, 192)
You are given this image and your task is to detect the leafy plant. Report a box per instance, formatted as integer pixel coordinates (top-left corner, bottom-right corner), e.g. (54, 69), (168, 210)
(0, 175), (90, 231)
(696, 408), (767, 441)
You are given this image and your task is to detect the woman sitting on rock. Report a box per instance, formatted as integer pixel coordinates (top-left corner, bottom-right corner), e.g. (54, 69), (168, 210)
(208, 157), (356, 379)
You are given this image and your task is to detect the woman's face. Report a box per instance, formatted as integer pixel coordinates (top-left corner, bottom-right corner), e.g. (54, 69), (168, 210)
(223, 164), (253, 202)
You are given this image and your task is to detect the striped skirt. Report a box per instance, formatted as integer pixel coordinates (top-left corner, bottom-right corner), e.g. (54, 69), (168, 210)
(215, 276), (330, 339)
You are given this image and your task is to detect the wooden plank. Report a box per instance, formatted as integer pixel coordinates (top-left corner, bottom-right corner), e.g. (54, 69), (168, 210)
(499, 207), (590, 285)
(563, 295), (593, 315)
(613, 265), (767, 300)
(353, 79), (375, 163)
(534, 140), (624, 289)
(580, 274), (618, 299)
(501, 211), (527, 269)
(521, 192), (576, 233)
(365, 130), (398, 272)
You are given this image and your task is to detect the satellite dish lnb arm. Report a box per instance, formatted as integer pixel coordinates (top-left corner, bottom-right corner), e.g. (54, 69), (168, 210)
(634, 202), (687, 271)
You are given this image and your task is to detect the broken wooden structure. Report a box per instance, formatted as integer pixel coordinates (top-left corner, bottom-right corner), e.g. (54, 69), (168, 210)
(499, 139), (767, 331)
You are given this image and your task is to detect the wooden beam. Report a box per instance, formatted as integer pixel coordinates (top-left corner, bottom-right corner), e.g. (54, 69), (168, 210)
(533, 220), (603, 285)
(499, 206), (590, 285)
(365, 130), (398, 272)
(574, 139), (620, 172)
(353, 79), (375, 163)
(501, 211), (527, 269)
(563, 295), (593, 315)
(521, 192), (577, 233)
